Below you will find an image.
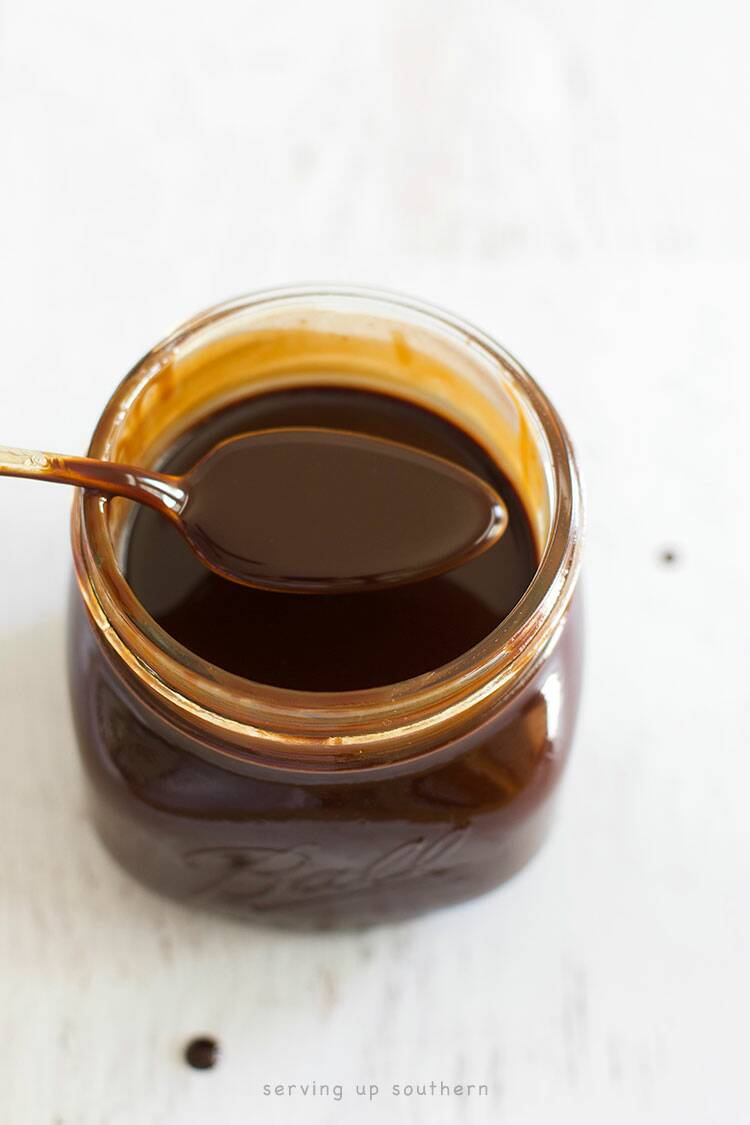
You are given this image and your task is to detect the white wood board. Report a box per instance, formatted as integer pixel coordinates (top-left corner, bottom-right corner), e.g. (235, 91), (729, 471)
(0, 1), (748, 1121)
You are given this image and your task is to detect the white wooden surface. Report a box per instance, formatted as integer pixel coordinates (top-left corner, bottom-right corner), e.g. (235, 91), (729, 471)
(1, 2), (748, 1122)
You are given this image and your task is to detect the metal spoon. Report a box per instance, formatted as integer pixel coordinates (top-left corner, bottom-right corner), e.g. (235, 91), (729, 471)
(0, 428), (508, 593)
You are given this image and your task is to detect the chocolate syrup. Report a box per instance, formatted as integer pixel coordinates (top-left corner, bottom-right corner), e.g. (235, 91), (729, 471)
(181, 427), (506, 592)
(125, 387), (538, 691)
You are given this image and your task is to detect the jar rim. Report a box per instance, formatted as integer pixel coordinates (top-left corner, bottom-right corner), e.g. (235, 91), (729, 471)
(72, 284), (584, 765)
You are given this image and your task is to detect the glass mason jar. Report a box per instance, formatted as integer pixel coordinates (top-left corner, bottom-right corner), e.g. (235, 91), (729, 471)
(67, 286), (584, 929)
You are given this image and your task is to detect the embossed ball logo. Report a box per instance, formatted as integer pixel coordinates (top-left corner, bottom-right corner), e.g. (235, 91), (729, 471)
(184, 829), (468, 912)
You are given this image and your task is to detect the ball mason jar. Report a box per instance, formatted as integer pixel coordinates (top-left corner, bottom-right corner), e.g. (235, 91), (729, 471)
(68, 286), (584, 929)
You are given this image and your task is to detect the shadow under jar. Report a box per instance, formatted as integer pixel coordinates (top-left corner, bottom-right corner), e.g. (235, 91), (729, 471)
(68, 286), (584, 929)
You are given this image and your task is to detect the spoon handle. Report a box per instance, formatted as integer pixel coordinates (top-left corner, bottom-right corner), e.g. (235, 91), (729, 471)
(0, 445), (187, 516)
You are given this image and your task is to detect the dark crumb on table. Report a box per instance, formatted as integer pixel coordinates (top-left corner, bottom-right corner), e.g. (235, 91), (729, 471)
(659, 548), (679, 565)
(184, 1036), (220, 1070)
